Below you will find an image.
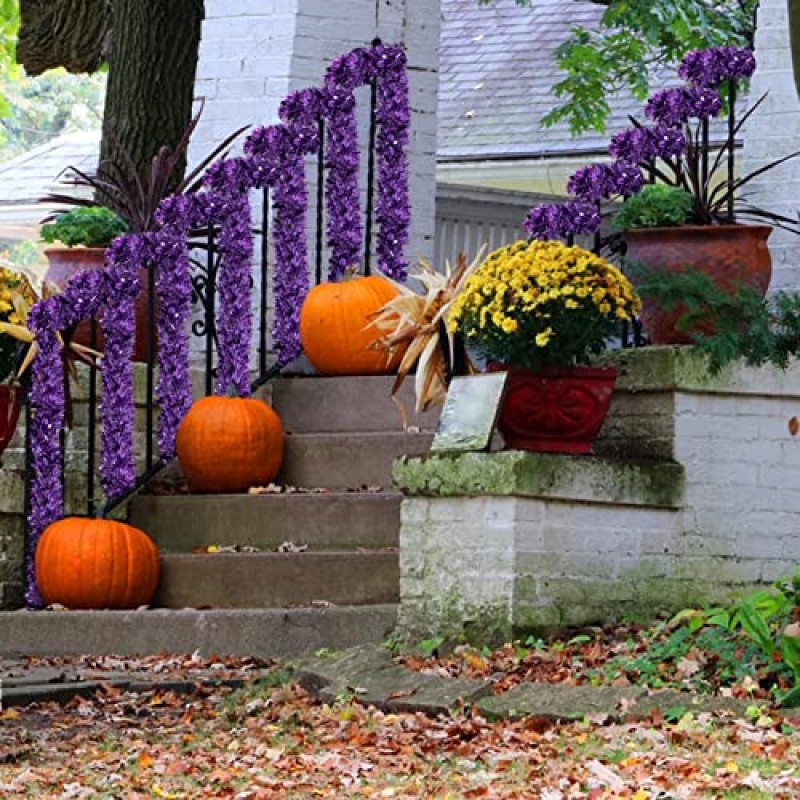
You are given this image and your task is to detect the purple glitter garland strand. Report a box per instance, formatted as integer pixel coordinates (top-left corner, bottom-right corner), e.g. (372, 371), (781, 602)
(24, 328), (64, 607)
(524, 44), (751, 239)
(374, 45), (411, 281)
(99, 242), (142, 500)
(215, 189), (254, 396)
(324, 87), (363, 280)
(153, 196), (194, 458)
(272, 147), (310, 365)
(203, 159), (256, 396)
(25, 266), (111, 606)
(324, 48), (376, 281)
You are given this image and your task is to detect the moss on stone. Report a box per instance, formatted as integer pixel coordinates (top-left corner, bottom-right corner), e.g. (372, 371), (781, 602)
(394, 450), (684, 509)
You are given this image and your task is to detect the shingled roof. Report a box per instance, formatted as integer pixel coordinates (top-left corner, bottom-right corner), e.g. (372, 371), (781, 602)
(438, 0), (665, 161)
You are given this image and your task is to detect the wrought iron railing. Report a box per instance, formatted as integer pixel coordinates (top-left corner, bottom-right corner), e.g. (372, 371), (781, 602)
(20, 40), (410, 608)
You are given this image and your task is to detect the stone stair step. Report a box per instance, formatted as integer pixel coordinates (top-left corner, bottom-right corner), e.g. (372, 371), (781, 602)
(279, 431), (433, 489)
(0, 605), (397, 659)
(130, 491), (401, 552)
(272, 376), (441, 434)
(154, 551), (399, 609)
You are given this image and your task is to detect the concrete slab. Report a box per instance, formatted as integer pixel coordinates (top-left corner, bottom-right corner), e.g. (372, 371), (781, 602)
(154, 551), (399, 608)
(130, 491), (401, 552)
(272, 376), (441, 434)
(295, 644), (491, 715)
(476, 682), (761, 722)
(279, 431), (433, 489)
(0, 605), (398, 659)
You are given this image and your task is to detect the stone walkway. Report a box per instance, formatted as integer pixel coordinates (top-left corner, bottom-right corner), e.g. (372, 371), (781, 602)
(294, 645), (762, 721)
(0, 656), (269, 708)
(2, 644), (763, 720)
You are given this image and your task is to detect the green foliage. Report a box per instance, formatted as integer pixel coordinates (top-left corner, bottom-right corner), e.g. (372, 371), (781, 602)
(0, 1), (105, 159)
(614, 185), (694, 231)
(0, 0), (19, 117)
(676, 571), (800, 706)
(40, 207), (128, 248)
(482, 0), (758, 134)
(0, 70), (106, 160)
(419, 636), (446, 657)
(627, 263), (800, 374)
(587, 622), (771, 692)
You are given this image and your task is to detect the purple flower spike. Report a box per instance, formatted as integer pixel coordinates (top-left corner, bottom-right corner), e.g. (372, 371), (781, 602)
(524, 201), (600, 240)
(679, 46), (756, 87)
(646, 86), (721, 126)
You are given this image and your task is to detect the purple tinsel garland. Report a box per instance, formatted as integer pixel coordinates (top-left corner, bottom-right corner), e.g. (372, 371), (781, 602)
(374, 44), (411, 280)
(25, 264), (111, 607)
(99, 244), (141, 500)
(272, 147), (311, 364)
(25, 40), (412, 606)
(324, 53), (366, 281)
(153, 195), (194, 458)
(24, 327), (64, 608)
(524, 44), (752, 240)
(202, 159), (256, 395)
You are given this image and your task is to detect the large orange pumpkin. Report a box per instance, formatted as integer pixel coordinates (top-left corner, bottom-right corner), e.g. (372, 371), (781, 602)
(176, 396), (284, 493)
(299, 275), (404, 375)
(35, 517), (160, 610)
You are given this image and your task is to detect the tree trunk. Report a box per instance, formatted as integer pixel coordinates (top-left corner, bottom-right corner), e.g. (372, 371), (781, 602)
(18, 0), (110, 75)
(99, 0), (204, 190)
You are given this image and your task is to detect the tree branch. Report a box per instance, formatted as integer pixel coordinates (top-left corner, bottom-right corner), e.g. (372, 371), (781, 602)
(17, 0), (110, 75)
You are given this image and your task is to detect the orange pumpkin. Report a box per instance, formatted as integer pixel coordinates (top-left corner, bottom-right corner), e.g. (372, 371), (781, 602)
(35, 517), (160, 609)
(176, 396), (284, 493)
(299, 275), (404, 375)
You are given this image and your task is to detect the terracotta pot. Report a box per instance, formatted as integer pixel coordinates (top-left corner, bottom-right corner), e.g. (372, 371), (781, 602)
(44, 247), (155, 363)
(623, 224), (772, 345)
(0, 385), (22, 458)
(487, 364), (617, 454)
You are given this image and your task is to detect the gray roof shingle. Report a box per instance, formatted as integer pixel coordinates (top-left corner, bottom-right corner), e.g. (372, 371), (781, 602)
(438, 0), (666, 160)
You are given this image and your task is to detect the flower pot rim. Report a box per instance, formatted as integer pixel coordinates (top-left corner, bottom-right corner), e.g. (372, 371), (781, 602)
(487, 362), (618, 379)
(623, 223), (773, 237)
(44, 246), (108, 256)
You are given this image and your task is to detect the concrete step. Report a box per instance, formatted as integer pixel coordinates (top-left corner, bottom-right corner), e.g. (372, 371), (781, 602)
(279, 431), (433, 489)
(272, 376), (441, 433)
(130, 491), (401, 552)
(0, 605), (398, 659)
(154, 551), (399, 609)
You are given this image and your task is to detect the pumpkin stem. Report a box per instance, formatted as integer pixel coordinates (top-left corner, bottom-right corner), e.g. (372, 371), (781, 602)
(342, 265), (361, 281)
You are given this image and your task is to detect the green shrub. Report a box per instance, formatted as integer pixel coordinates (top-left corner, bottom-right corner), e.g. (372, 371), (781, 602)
(41, 207), (128, 248)
(626, 262), (800, 374)
(613, 184), (694, 230)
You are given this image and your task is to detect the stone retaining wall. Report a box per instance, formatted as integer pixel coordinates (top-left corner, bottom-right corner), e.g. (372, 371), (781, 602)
(396, 347), (800, 640)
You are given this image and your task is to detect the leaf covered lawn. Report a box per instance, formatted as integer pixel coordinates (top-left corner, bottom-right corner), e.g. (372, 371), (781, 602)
(2, 672), (800, 798)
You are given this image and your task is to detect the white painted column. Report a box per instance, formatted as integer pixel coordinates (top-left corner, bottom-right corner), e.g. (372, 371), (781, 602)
(740, 0), (800, 291)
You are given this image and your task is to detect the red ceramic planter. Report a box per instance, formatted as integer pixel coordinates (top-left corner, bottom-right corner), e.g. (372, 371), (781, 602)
(624, 224), (772, 345)
(0, 385), (22, 457)
(487, 364), (617, 454)
(44, 247), (155, 363)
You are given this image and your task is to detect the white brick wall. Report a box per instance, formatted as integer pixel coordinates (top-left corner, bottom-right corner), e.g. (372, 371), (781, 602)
(399, 355), (800, 637)
(740, 0), (800, 291)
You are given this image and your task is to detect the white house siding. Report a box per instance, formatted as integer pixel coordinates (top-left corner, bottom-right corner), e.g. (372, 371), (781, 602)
(741, 0), (800, 292)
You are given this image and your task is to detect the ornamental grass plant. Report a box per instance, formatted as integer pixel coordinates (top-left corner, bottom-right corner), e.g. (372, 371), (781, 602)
(447, 240), (641, 372)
